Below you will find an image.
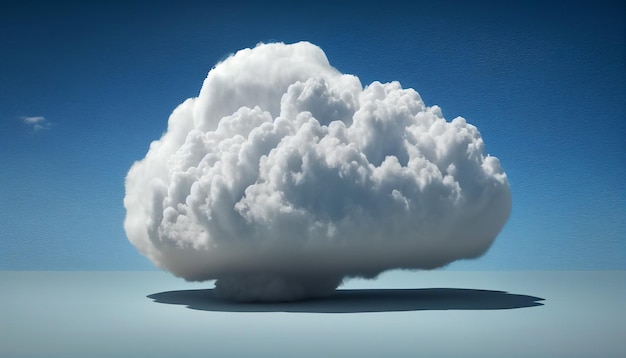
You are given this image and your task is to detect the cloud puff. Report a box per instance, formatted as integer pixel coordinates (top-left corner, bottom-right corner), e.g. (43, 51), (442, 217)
(124, 41), (511, 302)
(22, 116), (51, 131)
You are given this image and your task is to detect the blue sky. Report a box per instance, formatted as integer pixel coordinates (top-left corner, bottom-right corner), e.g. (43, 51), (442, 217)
(1, 0), (624, 270)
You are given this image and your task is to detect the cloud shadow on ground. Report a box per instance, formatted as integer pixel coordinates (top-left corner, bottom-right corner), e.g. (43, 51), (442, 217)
(147, 288), (545, 313)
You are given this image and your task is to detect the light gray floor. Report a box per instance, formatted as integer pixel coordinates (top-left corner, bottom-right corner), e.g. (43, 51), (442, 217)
(2, 271), (624, 357)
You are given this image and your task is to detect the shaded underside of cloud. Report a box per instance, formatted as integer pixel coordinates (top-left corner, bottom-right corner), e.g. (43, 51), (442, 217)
(124, 41), (511, 301)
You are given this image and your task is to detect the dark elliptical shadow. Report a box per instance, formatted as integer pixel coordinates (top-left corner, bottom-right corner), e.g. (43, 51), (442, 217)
(147, 288), (545, 313)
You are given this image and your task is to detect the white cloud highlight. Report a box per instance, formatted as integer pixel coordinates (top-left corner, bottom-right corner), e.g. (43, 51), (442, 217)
(124, 42), (511, 301)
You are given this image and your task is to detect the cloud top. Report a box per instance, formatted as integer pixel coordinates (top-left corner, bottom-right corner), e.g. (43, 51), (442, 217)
(124, 41), (511, 301)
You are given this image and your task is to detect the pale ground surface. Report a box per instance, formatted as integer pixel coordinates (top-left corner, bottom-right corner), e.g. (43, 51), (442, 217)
(1, 271), (624, 357)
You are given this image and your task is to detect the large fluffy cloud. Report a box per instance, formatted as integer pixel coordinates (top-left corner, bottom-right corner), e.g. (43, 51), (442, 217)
(124, 41), (511, 301)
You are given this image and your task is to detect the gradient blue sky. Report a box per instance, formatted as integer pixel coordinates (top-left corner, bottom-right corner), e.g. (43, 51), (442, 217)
(1, 0), (624, 270)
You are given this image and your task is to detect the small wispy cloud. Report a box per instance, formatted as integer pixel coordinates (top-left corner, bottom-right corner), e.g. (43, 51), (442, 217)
(22, 116), (52, 131)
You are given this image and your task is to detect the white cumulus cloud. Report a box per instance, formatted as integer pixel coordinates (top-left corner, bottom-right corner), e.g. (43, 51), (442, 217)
(124, 41), (511, 302)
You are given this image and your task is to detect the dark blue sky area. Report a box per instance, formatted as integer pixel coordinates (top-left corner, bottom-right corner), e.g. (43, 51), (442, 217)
(1, 1), (624, 270)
